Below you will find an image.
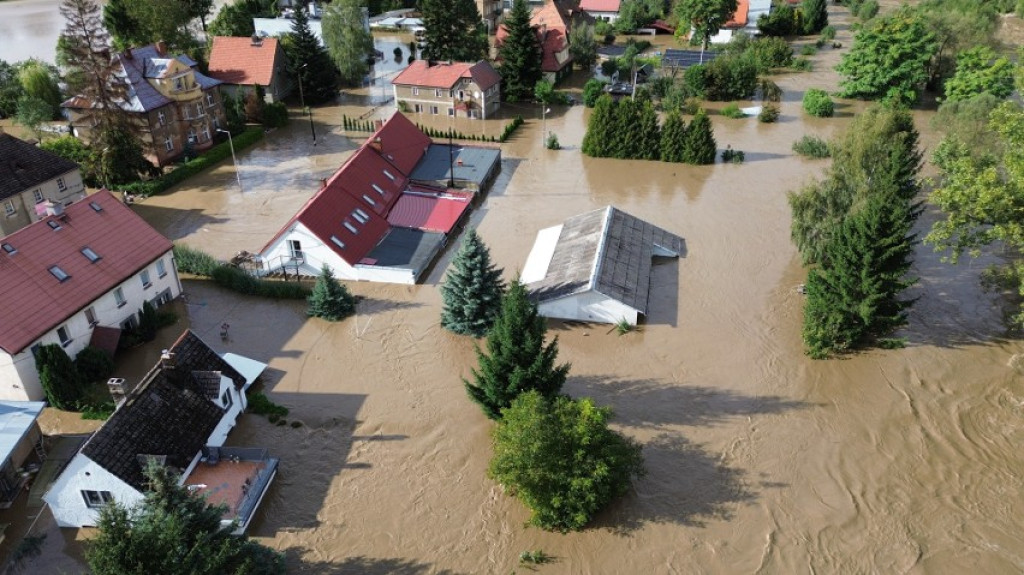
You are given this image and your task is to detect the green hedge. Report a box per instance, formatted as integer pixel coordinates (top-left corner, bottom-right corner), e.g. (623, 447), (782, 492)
(173, 244), (220, 276)
(122, 127), (264, 197)
(173, 243), (310, 299)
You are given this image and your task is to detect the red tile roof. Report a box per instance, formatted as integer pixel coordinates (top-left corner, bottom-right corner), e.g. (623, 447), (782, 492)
(392, 60), (501, 91)
(207, 36), (283, 86)
(295, 180), (391, 267)
(496, 0), (573, 74)
(579, 0), (621, 12)
(0, 191), (173, 354)
(725, 0), (750, 28)
(369, 112), (432, 175)
(387, 191), (472, 233)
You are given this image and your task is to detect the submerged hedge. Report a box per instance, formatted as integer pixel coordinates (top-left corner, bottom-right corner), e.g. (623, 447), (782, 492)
(173, 244), (309, 300)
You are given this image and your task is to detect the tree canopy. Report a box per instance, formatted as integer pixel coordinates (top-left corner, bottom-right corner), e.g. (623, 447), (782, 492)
(440, 229), (506, 337)
(307, 264), (357, 321)
(675, 0), (739, 52)
(322, 0), (375, 86)
(419, 0), (488, 62)
(568, 21), (598, 71)
(497, 0), (543, 102)
(942, 46), (1015, 103)
(284, 4), (340, 105)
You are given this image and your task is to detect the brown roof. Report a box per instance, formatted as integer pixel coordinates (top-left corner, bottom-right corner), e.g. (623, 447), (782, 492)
(0, 191), (173, 355)
(207, 36), (284, 86)
(392, 60), (501, 91)
(0, 134), (79, 201)
(496, 0), (573, 73)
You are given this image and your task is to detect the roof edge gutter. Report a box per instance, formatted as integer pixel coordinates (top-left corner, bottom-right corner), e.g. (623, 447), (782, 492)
(586, 206), (614, 294)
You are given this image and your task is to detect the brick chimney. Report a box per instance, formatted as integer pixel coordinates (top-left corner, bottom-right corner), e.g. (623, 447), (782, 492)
(107, 378), (127, 410)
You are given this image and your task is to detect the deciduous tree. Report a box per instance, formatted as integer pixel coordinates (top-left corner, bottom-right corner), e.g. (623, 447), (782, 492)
(569, 21), (598, 71)
(942, 46), (1015, 103)
(307, 264), (357, 321)
(0, 60), (24, 119)
(208, 0), (266, 38)
(674, 0), (738, 52)
(497, 0), (543, 102)
(419, 0), (488, 62)
(322, 0), (375, 86)
(441, 229), (506, 337)
(18, 60), (63, 116)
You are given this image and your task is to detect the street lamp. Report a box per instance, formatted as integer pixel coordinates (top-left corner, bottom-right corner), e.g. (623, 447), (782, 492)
(542, 107), (551, 144)
(297, 63), (317, 146)
(215, 129), (243, 193)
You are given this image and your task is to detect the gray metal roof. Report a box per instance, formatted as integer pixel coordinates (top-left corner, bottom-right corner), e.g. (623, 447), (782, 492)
(529, 206), (684, 314)
(362, 227), (445, 279)
(0, 401), (44, 467)
(0, 134), (79, 201)
(409, 144), (501, 188)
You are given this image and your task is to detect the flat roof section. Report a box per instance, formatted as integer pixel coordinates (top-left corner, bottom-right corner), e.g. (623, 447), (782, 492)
(361, 228), (445, 274)
(410, 144), (501, 189)
(0, 401), (44, 466)
(387, 192), (471, 233)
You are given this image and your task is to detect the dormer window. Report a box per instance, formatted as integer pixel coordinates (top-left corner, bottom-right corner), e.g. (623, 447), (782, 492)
(48, 220), (62, 231)
(330, 235), (346, 249)
(344, 222), (358, 234)
(174, 76), (184, 91)
(372, 183), (385, 196)
(89, 201), (103, 212)
(81, 247), (101, 263)
(382, 169), (395, 181)
(352, 209), (369, 224)
(49, 265), (70, 282)
(362, 194), (376, 206)
(2, 243), (16, 255)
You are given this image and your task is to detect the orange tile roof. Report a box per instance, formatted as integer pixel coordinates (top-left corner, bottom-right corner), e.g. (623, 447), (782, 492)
(207, 36), (282, 86)
(725, 0), (750, 28)
(392, 60), (501, 91)
(497, 0), (572, 73)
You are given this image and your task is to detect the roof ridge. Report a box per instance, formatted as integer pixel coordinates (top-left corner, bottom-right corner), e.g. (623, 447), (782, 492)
(586, 206), (614, 293)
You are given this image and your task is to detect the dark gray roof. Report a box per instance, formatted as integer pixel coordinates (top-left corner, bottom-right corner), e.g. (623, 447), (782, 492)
(80, 330), (244, 491)
(0, 134), (79, 201)
(529, 206), (683, 314)
(363, 227), (445, 279)
(409, 144), (501, 188)
(662, 49), (721, 68)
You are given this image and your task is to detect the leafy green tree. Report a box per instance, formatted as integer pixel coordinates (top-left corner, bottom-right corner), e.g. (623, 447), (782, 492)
(96, 123), (151, 186)
(930, 93), (1002, 164)
(41, 136), (101, 186)
(918, 0), (1001, 91)
(836, 7), (938, 104)
(307, 264), (357, 321)
(533, 79), (555, 105)
(60, 0), (130, 131)
(15, 97), (53, 137)
(86, 461), (286, 575)
(675, 0), (739, 52)
(682, 109), (716, 165)
(582, 78), (605, 107)
(943, 46), (1015, 103)
(103, 0), (143, 50)
(660, 111), (688, 163)
(802, 0), (829, 34)
(465, 280), (570, 420)
(35, 344), (82, 410)
(0, 60), (25, 119)
(489, 391), (646, 532)
(419, 0), (488, 62)
(106, 0), (198, 55)
(323, 0), (375, 86)
(186, 0), (215, 32)
(74, 346), (114, 384)
(581, 93), (614, 157)
(616, 0), (662, 33)
(18, 60), (63, 116)
(498, 0), (543, 102)
(208, 0), (263, 37)
(284, 4), (340, 104)
(440, 229), (506, 337)
(802, 88), (834, 117)
(569, 21), (598, 71)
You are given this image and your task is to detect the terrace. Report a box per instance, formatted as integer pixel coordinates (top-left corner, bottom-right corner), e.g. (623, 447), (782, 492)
(184, 446), (279, 535)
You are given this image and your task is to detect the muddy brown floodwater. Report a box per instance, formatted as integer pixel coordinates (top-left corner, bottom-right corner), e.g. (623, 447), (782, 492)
(14, 5), (1024, 574)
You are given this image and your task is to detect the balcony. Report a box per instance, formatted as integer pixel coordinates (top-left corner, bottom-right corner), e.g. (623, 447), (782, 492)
(184, 446), (279, 535)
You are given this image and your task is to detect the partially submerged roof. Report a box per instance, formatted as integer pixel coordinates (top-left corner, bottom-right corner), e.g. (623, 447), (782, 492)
(0, 401), (44, 466)
(524, 206), (684, 314)
(662, 49), (721, 68)
(392, 60), (501, 91)
(0, 191), (173, 355)
(0, 134), (79, 201)
(207, 36), (283, 86)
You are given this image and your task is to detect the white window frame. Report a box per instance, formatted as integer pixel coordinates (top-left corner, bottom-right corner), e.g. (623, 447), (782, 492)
(4, 201), (15, 216)
(57, 325), (72, 347)
(114, 287), (126, 308)
(56, 177), (67, 191)
(430, 106), (439, 115)
(164, 137), (174, 152)
(187, 129), (196, 144)
(207, 92), (215, 106)
(412, 87), (419, 96)
(448, 107), (455, 117)
(202, 126), (210, 142)
(434, 89), (442, 98)
(158, 110), (166, 125)
(81, 490), (113, 509)
(33, 189), (43, 203)
(140, 269), (152, 289)
(85, 306), (98, 327)
(196, 101), (204, 117)
(156, 258), (167, 278)
(414, 103), (422, 113)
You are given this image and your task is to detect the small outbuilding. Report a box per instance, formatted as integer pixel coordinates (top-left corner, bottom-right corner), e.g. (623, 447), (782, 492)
(521, 206), (684, 325)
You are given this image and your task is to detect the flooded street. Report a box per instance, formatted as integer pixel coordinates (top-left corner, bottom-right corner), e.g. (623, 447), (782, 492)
(9, 5), (1024, 574)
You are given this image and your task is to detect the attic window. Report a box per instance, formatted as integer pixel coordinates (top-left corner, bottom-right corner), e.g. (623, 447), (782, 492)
(371, 183), (385, 196)
(81, 247), (101, 263)
(1, 243), (15, 255)
(362, 194), (377, 206)
(382, 169), (395, 181)
(89, 201), (103, 212)
(49, 265), (70, 282)
(352, 209), (369, 224)
(330, 235), (346, 249)
(344, 222), (359, 234)
(48, 220), (62, 231)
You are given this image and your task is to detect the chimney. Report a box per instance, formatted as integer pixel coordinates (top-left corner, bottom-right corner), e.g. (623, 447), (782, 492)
(160, 350), (176, 370)
(45, 201), (64, 217)
(369, 137), (382, 152)
(251, 33), (263, 47)
(107, 378), (127, 410)
(319, 178), (327, 189)
(155, 41), (166, 56)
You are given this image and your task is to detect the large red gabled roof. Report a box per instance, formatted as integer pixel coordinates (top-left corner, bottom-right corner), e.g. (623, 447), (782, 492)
(294, 179), (390, 267)
(207, 36), (283, 86)
(334, 146), (408, 217)
(579, 0), (621, 12)
(369, 113), (432, 175)
(392, 60), (501, 91)
(725, 0), (750, 28)
(0, 191), (172, 355)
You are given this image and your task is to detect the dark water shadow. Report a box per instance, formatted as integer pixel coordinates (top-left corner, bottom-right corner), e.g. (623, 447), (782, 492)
(733, 151), (791, 163)
(281, 549), (470, 574)
(129, 203), (231, 242)
(356, 297), (424, 316)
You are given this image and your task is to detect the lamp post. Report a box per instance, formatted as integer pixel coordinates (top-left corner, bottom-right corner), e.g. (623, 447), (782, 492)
(215, 128), (242, 192)
(297, 63), (317, 146)
(542, 106), (551, 144)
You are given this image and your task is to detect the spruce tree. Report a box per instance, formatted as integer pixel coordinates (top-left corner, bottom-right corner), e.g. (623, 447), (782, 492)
(465, 280), (570, 420)
(636, 96), (661, 160)
(660, 111), (688, 163)
(498, 0), (543, 102)
(36, 344), (82, 410)
(682, 109), (717, 165)
(801, 0), (828, 34)
(307, 264), (357, 321)
(285, 4), (340, 105)
(582, 93), (615, 157)
(440, 229), (506, 337)
(611, 97), (640, 159)
(420, 0), (488, 62)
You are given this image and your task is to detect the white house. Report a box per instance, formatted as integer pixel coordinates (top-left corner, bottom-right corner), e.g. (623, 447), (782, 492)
(43, 330), (276, 533)
(0, 133), (86, 237)
(579, 0), (622, 23)
(0, 191), (182, 401)
(710, 0), (773, 44)
(522, 206), (684, 325)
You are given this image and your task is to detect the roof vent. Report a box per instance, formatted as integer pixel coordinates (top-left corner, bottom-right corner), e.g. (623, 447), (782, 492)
(89, 201), (103, 212)
(251, 33), (263, 47)
(45, 201), (64, 217)
(1, 243), (15, 255)
(160, 351), (177, 370)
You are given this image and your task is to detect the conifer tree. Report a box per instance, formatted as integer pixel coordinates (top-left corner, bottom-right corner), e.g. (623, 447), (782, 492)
(636, 96), (661, 160)
(582, 93), (614, 157)
(440, 229), (506, 337)
(285, 4), (340, 105)
(420, 0), (488, 62)
(610, 96), (638, 159)
(465, 280), (570, 420)
(801, 0), (828, 34)
(498, 0), (543, 102)
(682, 109), (717, 164)
(36, 344), (82, 410)
(660, 111), (688, 163)
(307, 264), (357, 321)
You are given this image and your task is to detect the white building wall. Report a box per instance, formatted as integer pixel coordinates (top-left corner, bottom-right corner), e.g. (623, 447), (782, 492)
(586, 10), (620, 23)
(352, 265), (416, 285)
(261, 222), (360, 280)
(43, 454), (143, 527)
(538, 291), (641, 325)
(0, 250), (182, 401)
(207, 376), (246, 447)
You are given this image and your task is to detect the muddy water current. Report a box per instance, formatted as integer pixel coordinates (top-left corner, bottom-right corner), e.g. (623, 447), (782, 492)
(12, 6), (1024, 574)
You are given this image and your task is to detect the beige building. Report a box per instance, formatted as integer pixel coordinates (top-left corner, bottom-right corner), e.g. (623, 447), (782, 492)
(0, 133), (85, 237)
(392, 60), (502, 120)
(477, 0), (504, 32)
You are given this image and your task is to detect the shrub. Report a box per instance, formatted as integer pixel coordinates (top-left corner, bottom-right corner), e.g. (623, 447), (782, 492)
(172, 244), (220, 276)
(583, 79), (607, 107)
(499, 115), (524, 142)
(821, 25), (836, 41)
(758, 78), (783, 102)
(757, 4), (800, 36)
(749, 36), (793, 70)
(703, 53), (759, 101)
(792, 135), (831, 158)
(858, 0), (879, 21)
(307, 264), (356, 321)
(599, 59), (618, 77)
(247, 391), (289, 419)
(595, 20), (613, 36)
(721, 103), (746, 118)
(759, 103), (781, 123)
(545, 132), (561, 149)
(261, 101), (289, 128)
(682, 64), (707, 98)
(803, 88), (834, 117)
(792, 57), (813, 71)
(800, 44), (817, 56)
(722, 146), (745, 163)
(74, 347), (114, 384)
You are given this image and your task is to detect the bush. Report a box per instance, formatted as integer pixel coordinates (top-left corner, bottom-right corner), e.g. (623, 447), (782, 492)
(803, 88), (834, 117)
(792, 57), (813, 71)
(759, 103), (781, 123)
(247, 391), (289, 419)
(722, 147), (745, 163)
(703, 53), (759, 101)
(858, 0), (879, 21)
(212, 265), (309, 299)
(595, 20), (613, 36)
(792, 134), (831, 158)
(758, 4), (800, 36)
(583, 79), (607, 107)
(545, 132), (561, 150)
(599, 59), (618, 77)
(721, 103), (746, 118)
(800, 44), (817, 56)
(758, 78), (783, 102)
(74, 347), (114, 384)
(499, 115), (524, 142)
(261, 101), (289, 128)
(821, 25), (836, 41)
(172, 244), (220, 276)
(682, 64), (707, 98)
(749, 37), (793, 70)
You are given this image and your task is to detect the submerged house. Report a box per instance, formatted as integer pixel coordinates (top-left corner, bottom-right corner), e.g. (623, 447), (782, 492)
(259, 112), (500, 284)
(43, 331), (276, 534)
(521, 206), (684, 325)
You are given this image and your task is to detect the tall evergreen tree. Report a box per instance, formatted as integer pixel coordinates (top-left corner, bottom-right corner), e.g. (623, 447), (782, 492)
(307, 264), (357, 321)
(636, 94), (661, 160)
(323, 0), (375, 86)
(103, 0), (142, 50)
(498, 0), (543, 102)
(682, 109), (717, 164)
(285, 4), (340, 104)
(97, 123), (152, 185)
(660, 111), (688, 163)
(801, 0), (828, 34)
(568, 21), (598, 71)
(582, 93), (614, 157)
(60, 0), (128, 132)
(465, 280), (570, 420)
(36, 344), (82, 410)
(440, 229), (506, 337)
(610, 96), (639, 159)
(419, 0), (488, 62)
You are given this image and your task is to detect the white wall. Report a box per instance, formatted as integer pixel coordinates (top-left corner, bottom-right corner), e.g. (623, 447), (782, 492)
(586, 10), (620, 23)
(0, 250), (182, 401)
(261, 222), (359, 280)
(352, 264), (416, 285)
(43, 454), (143, 527)
(207, 375), (246, 447)
(538, 291), (641, 325)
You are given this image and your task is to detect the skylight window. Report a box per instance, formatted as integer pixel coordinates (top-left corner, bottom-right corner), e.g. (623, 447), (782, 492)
(344, 222), (358, 234)
(48, 221), (62, 231)
(330, 235), (346, 249)
(362, 194), (377, 206)
(49, 265), (70, 282)
(81, 247), (101, 263)
(382, 169), (395, 181)
(1, 243), (15, 255)
(89, 201), (103, 212)
(372, 183), (385, 196)
(352, 209), (369, 224)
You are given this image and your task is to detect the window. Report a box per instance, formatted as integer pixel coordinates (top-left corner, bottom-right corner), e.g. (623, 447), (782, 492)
(352, 209), (369, 224)
(81, 247), (101, 263)
(30, 344), (41, 359)
(183, 105), (191, 120)
(164, 137), (174, 152)
(2, 243), (15, 255)
(120, 316), (138, 331)
(414, 103), (422, 113)
(371, 183), (385, 196)
(448, 107), (454, 117)
(89, 201), (103, 212)
(187, 129), (196, 144)
(196, 101), (204, 117)
(158, 110), (166, 125)
(140, 269), (151, 289)
(81, 490), (113, 508)
(202, 126), (210, 142)
(382, 169), (395, 181)
(156, 258), (167, 278)
(33, 189), (43, 203)
(344, 221), (358, 234)
(434, 89), (442, 97)
(212, 117), (220, 129)
(114, 287), (126, 308)
(412, 87), (419, 96)
(57, 325), (72, 346)
(458, 90), (465, 100)
(362, 194), (376, 206)
(430, 106), (439, 115)
(155, 288), (172, 306)
(221, 388), (233, 409)
(448, 89), (454, 98)
(4, 201), (15, 216)
(49, 265), (70, 282)
(330, 235), (346, 249)
(85, 306), (97, 326)
(206, 92), (215, 106)
(48, 220), (61, 231)
(174, 77), (184, 91)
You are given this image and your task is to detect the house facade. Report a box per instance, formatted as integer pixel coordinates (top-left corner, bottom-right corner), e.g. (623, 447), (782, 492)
(477, 0), (504, 32)
(497, 0), (574, 84)
(392, 60), (501, 120)
(579, 0), (621, 22)
(0, 192), (182, 401)
(207, 36), (293, 103)
(62, 43), (227, 168)
(44, 331), (275, 532)
(0, 134), (86, 237)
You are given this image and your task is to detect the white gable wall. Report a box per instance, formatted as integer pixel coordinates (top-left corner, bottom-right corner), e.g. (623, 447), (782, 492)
(261, 222), (360, 280)
(538, 291), (641, 325)
(207, 375), (246, 447)
(43, 453), (143, 527)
